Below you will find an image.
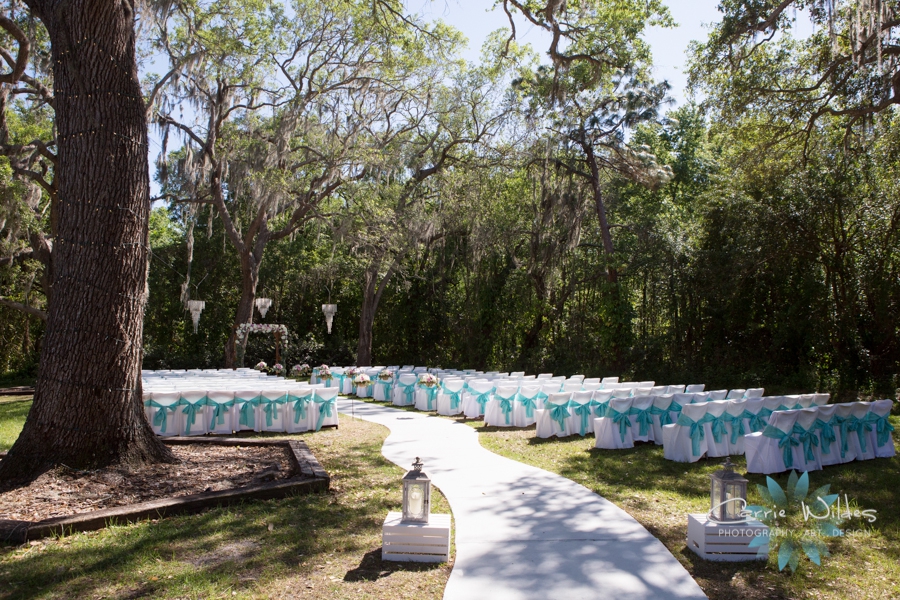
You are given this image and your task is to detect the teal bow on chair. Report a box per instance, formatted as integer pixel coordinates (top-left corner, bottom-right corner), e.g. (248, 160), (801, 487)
(792, 424), (819, 463)
(238, 396), (262, 429)
(261, 394), (287, 427)
(398, 381), (417, 405)
(628, 406), (654, 438)
(708, 413), (729, 444)
(519, 395), (538, 419)
(813, 418), (837, 455)
(573, 403), (594, 436)
(741, 409), (770, 433)
(474, 391), (492, 415)
(591, 399), (609, 418)
(496, 393), (516, 425)
(378, 380), (393, 400)
(609, 407), (633, 442)
(144, 400), (177, 433)
(548, 402), (570, 433)
(848, 416), (872, 454)
(288, 392), (312, 423)
(424, 385), (439, 410)
(830, 415), (851, 458)
(762, 425), (799, 468)
(313, 395), (336, 431)
(178, 396), (210, 434)
(723, 413), (746, 445)
(676, 413), (711, 456)
(649, 404), (673, 428)
(866, 412), (895, 448)
(443, 386), (463, 411)
(208, 398), (236, 430)
(333, 373), (345, 390)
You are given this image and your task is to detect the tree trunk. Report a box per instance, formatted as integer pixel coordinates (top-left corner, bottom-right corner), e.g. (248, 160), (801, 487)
(0, 1), (175, 484)
(585, 145), (619, 283)
(356, 264), (378, 366)
(225, 251), (259, 367)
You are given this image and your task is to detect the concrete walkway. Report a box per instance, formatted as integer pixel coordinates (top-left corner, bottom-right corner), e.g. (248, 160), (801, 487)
(338, 399), (707, 600)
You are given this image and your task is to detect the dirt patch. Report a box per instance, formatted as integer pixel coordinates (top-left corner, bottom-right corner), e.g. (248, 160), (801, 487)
(0, 444), (293, 522)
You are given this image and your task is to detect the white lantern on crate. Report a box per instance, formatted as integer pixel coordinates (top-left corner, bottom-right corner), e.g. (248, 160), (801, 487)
(255, 297), (272, 319)
(401, 457), (431, 523)
(709, 457), (748, 522)
(186, 300), (205, 334)
(322, 303), (337, 334)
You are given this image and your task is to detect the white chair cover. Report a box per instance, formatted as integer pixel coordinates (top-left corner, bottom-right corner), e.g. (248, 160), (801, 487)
(258, 389), (289, 432)
(594, 397), (635, 449)
(726, 389), (746, 399)
(703, 400), (731, 458)
(868, 399), (896, 459)
(485, 385), (519, 427)
(568, 391), (595, 437)
(177, 390), (210, 436)
(650, 395), (675, 445)
(791, 408), (823, 472)
(463, 380), (494, 418)
(206, 390), (236, 434)
(393, 373), (418, 407)
(233, 389), (262, 432)
(707, 390), (727, 400)
(724, 399), (748, 455)
(662, 403), (710, 463)
(685, 384), (705, 393)
(535, 393), (573, 438)
(436, 379), (466, 416)
(309, 387), (339, 431)
(745, 388), (764, 398)
(284, 386), (314, 433)
(513, 385), (543, 427)
(628, 395), (655, 443)
(145, 391), (181, 437)
(745, 410), (801, 474)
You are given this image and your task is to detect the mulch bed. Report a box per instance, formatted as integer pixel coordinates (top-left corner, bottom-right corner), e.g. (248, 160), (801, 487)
(0, 444), (294, 522)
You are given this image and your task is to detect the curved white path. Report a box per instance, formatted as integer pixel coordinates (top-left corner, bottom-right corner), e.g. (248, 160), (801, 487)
(338, 399), (707, 600)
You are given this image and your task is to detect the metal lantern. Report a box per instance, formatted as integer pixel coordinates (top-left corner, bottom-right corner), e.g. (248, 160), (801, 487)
(709, 457), (748, 522)
(401, 457), (431, 523)
(322, 303), (337, 334)
(186, 300), (206, 334)
(255, 297), (273, 319)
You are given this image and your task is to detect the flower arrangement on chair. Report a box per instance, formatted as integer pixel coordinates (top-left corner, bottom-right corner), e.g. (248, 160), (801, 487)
(291, 363), (311, 378)
(318, 365), (333, 381)
(378, 369), (394, 381)
(254, 361), (268, 372)
(353, 373), (372, 387)
(272, 363), (284, 375)
(345, 366), (360, 378)
(418, 373), (438, 387)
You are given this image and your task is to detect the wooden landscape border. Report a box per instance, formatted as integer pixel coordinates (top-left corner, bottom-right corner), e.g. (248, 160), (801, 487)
(0, 437), (330, 544)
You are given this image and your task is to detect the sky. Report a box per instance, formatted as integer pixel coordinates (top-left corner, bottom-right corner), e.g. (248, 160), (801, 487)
(412, 0), (726, 105)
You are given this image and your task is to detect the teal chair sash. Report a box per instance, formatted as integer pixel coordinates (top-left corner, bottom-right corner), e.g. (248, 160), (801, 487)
(676, 413), (712, 456)
(333, 373), (346, 390)
(792, 424), (820, 462)
(208, 398), (236, 430)
(591, 399), (610, 418)
(649, 404), (673, 427)
(423, 385), (439, 410)
(708, 413), (730, 444)
(177, 396), (209, 434)
(313, 395), (337, 431)
(830, 415), (852, 458)
(813, 418), (837, 455)
(628, 406), (653, 438)
(548, 402), (570, 432)
(573, 402), (593, 436)
(474, 390), (492, 414)
(519, 395), (538, 419)
(144, 400), (177, 433)
(741, 408), (771, 433)
(496, 393), (516, 425)
(762, 424), (799, 468)
(289, 392), (313, 423)
(398, 381), (417, 405)
(378, 380), (393, 400)
(847, 415), (872, 454)
(723, 412), (746, 445)
(609, 407), (633, 442)
(866, 412), (895, 447)
(260, 394), (287, 427)
(238, 396), (262, 429)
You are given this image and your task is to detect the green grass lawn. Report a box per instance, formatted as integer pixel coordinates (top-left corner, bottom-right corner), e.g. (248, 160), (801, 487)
(0, 396), (31, 452)
(359, 396), (900, 600)
(0, 399), (453, 599)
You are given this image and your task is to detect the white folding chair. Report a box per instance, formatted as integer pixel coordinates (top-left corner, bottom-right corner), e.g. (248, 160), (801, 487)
(867, 399), (896, 459)
(568, 391), (595, 437)
(662, 402), (710, 463)
(650, 395), (675, 445)
(513, 385), (542, 427)
(258, 389), (289, 432)
(812, 393), (830, 406)
(649, 386), (668, 396)
(791, 408), (823, 472)
(177, 390), (210, 436)
(703, 400), (731, 458)
(849, 402), (876, 461)
(485, 385), (519, 426)
(415, 382), (440, 411)
(726, 389), (746, 399)
(568, 374), (585, 383)
(744, 388), (764, 398)
(745, 410), (802, 474)
(234, 389), (262, 432)
(393, 373), (418, 406)
(463, 380), (494, 418)
(594, 397), (635, 449)
(562, 381), (583, 393)
(285, 387), (314, 433)
(310, 387), (339, 431)
(144, 391), (181, 437)
(666, 385), (686, 394)
(535, 393), (573, 438)
(724, 399), (748, 455)
(581, 382), (602, 392)
(707, 390), (728, 400)
(814, 405), (841, 466)
(206, 390), (236, 434)
(436, 379), (466, 416)
(601, 376), (619, 385)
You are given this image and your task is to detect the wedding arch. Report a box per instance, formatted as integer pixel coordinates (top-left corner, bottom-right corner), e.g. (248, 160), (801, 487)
(235, 323), (289, 365)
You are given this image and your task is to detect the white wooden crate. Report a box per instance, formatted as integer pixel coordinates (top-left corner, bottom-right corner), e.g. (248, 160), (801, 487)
(382, 512), (451, 563)
(687, 513), (769, 562)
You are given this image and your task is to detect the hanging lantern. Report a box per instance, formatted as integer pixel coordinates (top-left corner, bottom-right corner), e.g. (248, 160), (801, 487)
(255, 297), (273, 319)
(401, 457), (431, 523)
(186, 300), (205, 334)
(322, 303), (337, 334)
(709, 457), (749, 522)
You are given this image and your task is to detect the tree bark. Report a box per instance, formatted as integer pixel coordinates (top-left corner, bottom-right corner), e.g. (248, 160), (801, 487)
(584, 144), (618, 283)
(356, 263), (379, 366)
(224, 249), (260, 367)
(0, 0), (174, 484)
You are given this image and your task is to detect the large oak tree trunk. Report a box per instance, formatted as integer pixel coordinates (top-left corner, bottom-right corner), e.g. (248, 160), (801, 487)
(356, 265), (378, 366)
(0, 0), (174, 484)
(224, 253), (259, 367)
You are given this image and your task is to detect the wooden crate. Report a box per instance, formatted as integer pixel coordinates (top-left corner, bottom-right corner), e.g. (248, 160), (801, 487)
(382, 512), (451, 563)
(687, 513), (769, 562)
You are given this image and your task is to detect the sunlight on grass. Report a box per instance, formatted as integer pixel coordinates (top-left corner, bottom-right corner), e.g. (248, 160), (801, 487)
(0, 416), (453, 600)
(0, 396), (31, 452)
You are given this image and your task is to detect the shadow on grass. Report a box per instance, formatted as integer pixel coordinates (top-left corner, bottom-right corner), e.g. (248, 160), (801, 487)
(343, 548), (444, 582)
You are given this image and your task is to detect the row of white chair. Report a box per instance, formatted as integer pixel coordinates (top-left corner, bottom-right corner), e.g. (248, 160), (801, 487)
(142, 386), (339, 436)
(744, 401), (895, 474)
